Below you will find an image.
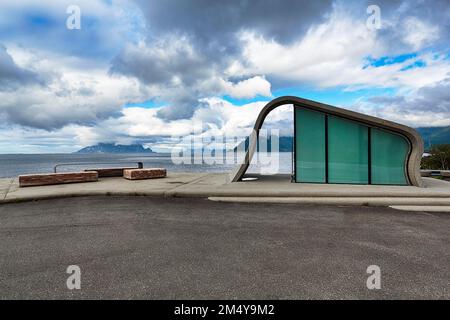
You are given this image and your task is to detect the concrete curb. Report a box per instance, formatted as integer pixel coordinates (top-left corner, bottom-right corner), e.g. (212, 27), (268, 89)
(1, 173), (450, 208)
(4, 192), (450, 208)
(0, 191), (167, 204)
(208, 196), (450, 207)
(389, 205), (450, 212)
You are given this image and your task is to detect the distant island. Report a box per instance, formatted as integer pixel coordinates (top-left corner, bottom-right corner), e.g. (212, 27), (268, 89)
(75, 143), (154, 154)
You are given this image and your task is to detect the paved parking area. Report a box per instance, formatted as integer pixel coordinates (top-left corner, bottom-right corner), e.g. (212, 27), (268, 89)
(0, 196), (449, 299)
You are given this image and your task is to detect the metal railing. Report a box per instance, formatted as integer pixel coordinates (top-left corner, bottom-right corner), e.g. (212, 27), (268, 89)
(420, 169), (450, 177)
(54, 161), (143, 173)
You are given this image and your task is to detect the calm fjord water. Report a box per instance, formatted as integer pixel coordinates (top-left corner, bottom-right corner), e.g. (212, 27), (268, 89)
(0, 153), (292, 178)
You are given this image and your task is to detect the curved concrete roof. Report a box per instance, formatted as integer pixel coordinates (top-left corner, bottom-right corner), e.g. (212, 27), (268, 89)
(231, 96), (424, 187)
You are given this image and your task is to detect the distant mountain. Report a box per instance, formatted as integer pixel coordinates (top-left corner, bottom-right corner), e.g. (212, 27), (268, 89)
(234, 136), (293, 153)
(75, 143), (154, 154)
(233, 126), (450, 153)
(416, 126), (450, 150)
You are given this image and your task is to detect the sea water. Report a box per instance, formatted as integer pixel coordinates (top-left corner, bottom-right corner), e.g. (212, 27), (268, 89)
(0, 152), (293, 178)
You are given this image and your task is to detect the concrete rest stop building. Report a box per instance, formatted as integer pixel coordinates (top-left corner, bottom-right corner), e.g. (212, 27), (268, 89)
(231, 96), (424, 187)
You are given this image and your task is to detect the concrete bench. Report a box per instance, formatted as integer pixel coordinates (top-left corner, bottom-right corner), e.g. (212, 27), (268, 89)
(441, 171), (450, 177)
(19, 172), (98, 187)
(123, 168), (166, 180)
(84, 167), (137, 178)
(421, 170), (432, 177)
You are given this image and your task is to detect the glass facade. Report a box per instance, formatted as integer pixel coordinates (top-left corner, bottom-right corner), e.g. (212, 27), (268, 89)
(371, 128), (408, 185)
(294, 106), (409, 185)
(295, 108), (326, 183)
(328, 116), (369, 184)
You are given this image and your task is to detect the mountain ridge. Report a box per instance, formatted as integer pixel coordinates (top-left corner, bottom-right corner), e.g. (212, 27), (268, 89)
(416, 126), (450, 149)
(75, 143), (154, 154)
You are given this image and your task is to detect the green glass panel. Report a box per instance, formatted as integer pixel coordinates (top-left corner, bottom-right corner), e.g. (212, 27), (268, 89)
(328, 116), (368, 184)
(371, 128), (408, 185)
(295, 107), (326, 183)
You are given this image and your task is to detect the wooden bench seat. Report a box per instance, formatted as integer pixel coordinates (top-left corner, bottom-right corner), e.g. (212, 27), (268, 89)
(19, 172), (98, 187)
(123, 168), (167, 180)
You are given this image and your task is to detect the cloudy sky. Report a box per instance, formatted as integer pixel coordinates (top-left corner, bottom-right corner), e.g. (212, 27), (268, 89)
(0, 0), (449, 153)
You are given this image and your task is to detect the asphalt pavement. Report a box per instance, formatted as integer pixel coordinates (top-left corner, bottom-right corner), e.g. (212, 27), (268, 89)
(0, 196), (448, 299)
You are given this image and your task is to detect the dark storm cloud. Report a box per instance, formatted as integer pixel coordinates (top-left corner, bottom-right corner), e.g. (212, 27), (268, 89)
(368, 77), (450, 114)
(0, 45), (41, 90)
(0, 91), (125, 131)
(109, 0), (334, 120)
(349, 0), (450, 53)
(372, 0), (449, 53)
(134, 0), (333, 45)
(2, 97), (123, 131)
(131, 0), (450, 66)
(156, 95), (209, 121)
(368, 95), (406, 105)
(126, 0), (450, 66)
(411, 78), (450, 113)
(110, 36), (215, 86)
(109, 35), (221, 120)
(129, 0), (335, 75)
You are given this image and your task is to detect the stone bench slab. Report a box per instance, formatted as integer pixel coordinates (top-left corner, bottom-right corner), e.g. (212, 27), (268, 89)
(123, 168), (166, 180)
(19, 172), (98, 187)
(441, 171), (450, 177)
(85, 167), (136, 178)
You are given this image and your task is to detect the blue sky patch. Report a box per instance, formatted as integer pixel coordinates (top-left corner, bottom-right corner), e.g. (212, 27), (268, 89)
(272, 87), (396, 107)
(223, 87), (397, 108)
(125, 100), (166, 109)
(222, 95), (271, 106)
(363, 53), (417, 68)
(27, 14), (56, 28)
(400, 60), (426, 71)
